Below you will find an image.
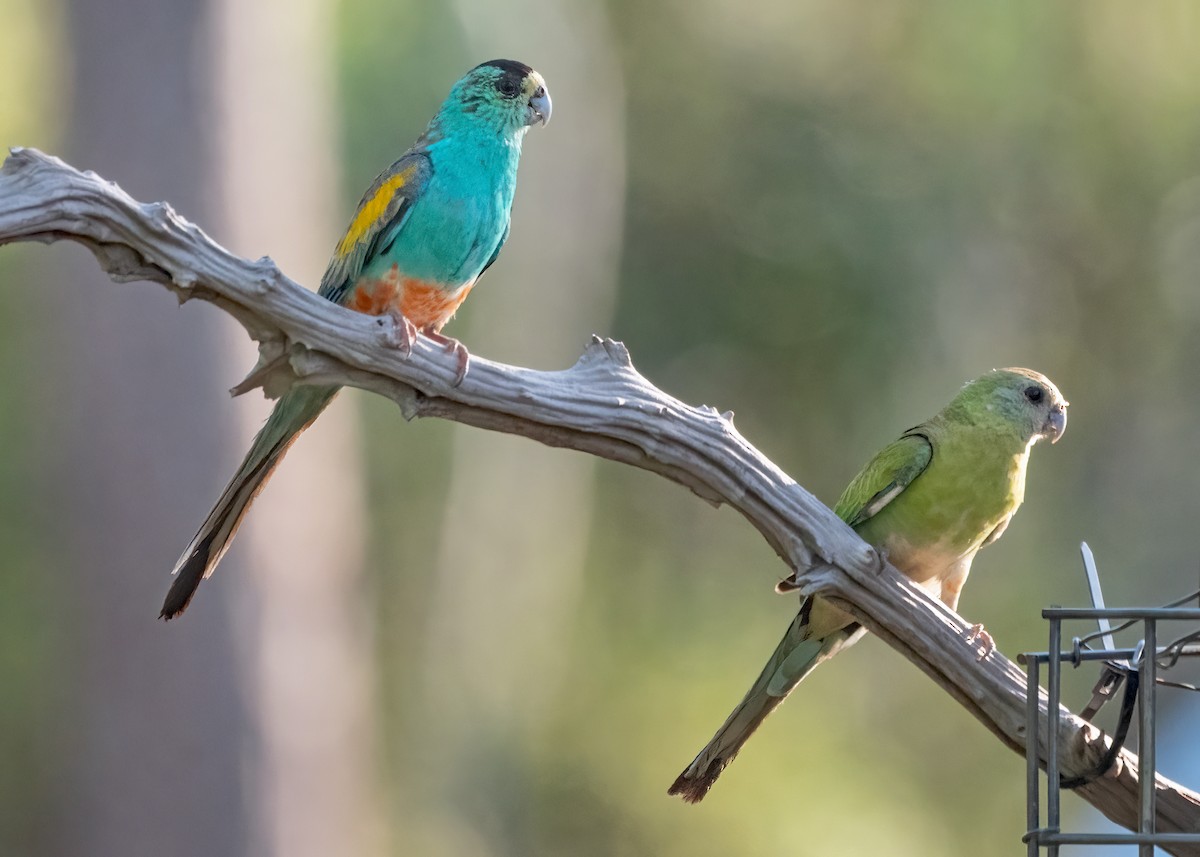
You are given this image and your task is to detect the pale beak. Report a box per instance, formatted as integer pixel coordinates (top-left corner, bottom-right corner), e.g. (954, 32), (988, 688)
(527, 85), (552, 126)
(1043, 404), (1067, 444)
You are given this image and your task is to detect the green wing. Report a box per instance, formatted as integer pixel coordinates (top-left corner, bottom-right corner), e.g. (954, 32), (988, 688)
(834, 431), (933, 529)
(318, 151), (433, 304)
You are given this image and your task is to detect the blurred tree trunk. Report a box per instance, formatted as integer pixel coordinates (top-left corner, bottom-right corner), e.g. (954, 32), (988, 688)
(45, 1), (250, 856)
(42, 1), (381, 856)
(212, 0), (386, 855)
(418, 0), (627, 848)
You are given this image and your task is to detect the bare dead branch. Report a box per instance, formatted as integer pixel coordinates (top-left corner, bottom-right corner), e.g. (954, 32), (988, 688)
(1, 147), (1196, 852)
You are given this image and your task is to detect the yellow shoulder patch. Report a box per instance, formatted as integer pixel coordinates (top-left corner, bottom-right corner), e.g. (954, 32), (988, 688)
(335, 163), (418, 257)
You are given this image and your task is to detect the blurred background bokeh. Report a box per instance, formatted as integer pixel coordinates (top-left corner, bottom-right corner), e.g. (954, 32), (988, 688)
(1, 1), (1199, 855)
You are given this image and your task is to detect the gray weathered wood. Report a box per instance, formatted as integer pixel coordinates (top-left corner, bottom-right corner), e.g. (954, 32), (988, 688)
(1, 146), (1197, 853)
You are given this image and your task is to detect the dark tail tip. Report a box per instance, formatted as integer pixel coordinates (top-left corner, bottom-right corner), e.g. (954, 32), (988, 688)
(159, 570), (201, 620)
(667, 757), (730, 804)
(159, 538), (216, 620)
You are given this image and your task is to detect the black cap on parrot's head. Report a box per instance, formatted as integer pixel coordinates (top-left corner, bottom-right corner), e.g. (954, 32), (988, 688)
(454, 59), (551, 129)
(476, 58), (535, 79)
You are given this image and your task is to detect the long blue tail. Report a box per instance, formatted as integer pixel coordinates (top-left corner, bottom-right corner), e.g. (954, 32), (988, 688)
(159, 385), (339, 619)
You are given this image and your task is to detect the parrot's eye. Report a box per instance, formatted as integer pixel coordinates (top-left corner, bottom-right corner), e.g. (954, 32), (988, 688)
(497, 76), (521, 98)
(1023, 385), (1044, 404)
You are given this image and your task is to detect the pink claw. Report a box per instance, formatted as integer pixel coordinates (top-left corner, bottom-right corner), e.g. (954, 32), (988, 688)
(384, 310), (419, 355)
(965, 623), (995, 660)
(423, 327), (471, 386)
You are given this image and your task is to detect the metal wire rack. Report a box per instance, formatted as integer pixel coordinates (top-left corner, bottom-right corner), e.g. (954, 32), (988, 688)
(1019, 543), (1200, 855)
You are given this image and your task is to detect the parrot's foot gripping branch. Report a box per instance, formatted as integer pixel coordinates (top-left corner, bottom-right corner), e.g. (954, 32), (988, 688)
(965, 623), (995, 660)
(382, 309), (419, 354)
(423, 328), (471, 386)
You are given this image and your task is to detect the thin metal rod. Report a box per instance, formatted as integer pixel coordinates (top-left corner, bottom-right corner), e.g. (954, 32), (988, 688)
(1139, 620), (1158, 857)
(1022, 643), (1200, 664)
(1025, 657), (1041, 857)
(1038, 832), (1200, 845)
(1080, 542), (1117, 651)
(1046, 617), (1062, 856)
(1044, 607), (1200, 620)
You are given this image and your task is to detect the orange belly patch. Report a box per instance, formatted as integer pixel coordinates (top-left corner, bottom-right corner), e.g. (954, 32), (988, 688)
(349, 266), (474, 331)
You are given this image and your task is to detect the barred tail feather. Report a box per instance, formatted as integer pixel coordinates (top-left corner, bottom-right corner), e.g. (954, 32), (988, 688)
(159, 385), (339, 619)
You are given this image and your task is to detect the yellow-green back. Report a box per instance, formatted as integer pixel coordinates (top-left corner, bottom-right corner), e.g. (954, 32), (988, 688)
(834, 368), (1068, 587)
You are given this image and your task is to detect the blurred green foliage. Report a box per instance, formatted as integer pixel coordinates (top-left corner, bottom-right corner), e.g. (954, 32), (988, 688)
(343, 1), (1200, 854)
(3, 0), (1200, 855)
(0, 0), (68, 852)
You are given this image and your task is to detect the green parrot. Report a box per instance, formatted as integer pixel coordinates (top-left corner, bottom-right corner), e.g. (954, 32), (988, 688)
(160, 60), (551, 619)
(668, 368), (1068, 802)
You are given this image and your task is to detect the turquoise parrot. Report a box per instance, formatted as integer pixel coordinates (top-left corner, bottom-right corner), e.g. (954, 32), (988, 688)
(668, 368), (1067, 801)
(160, 60), (551, 619)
